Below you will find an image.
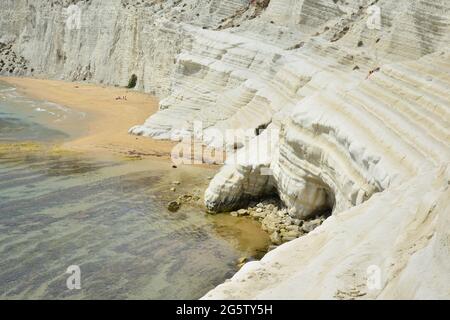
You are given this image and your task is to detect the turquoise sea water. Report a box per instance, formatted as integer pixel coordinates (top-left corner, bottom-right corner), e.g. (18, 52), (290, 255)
(0, 81), (269, 299)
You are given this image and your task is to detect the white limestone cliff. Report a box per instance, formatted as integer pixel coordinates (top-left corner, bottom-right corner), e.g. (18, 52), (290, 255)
(204, 165), (450, 299)
(200, 0), (450, 297)
(203, 51), (450, 299)
(0, 0), (252, 96)
(1, 0), (449, 299)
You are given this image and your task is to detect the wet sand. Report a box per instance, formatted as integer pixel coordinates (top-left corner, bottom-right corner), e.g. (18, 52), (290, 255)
(0, 77), (176, 160)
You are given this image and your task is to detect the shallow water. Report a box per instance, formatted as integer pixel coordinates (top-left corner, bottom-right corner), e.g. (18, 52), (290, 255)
(0, 81), (270, 299)
(0, 82), (86, 142)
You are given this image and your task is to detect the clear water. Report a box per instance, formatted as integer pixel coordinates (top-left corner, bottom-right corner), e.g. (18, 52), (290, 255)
(0, 82), (87, 142)
(0, 81), (270, 299)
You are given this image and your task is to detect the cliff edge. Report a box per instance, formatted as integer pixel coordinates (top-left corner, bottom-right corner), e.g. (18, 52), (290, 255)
(1, 0), (449, 299)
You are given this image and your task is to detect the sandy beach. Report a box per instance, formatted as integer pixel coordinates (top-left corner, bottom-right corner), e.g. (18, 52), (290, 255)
(0, 77), (176, 160)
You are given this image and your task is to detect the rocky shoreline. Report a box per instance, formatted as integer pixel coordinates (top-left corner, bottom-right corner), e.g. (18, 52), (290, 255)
(168, 186), (328, 250)
(229, 198), (328, 247)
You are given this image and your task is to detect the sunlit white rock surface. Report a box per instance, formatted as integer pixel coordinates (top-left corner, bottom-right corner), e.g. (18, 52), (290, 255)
(204, 165), (450, 299)
(1, 0), (449, 299)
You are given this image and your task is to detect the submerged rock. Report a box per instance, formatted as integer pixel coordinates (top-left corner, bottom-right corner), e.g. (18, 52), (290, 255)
(167, 201), (181, 212)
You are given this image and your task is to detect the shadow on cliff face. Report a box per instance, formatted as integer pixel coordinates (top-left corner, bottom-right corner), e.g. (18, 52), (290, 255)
(127, 74), (137, 89)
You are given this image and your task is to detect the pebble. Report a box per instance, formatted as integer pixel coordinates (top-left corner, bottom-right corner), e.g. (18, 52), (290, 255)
(286, 225), (299, 232)
(285, 230), (301, 237)
(302, 219), (322, 233)
(283, 217), (292, 225)
(226, 198), (328, 245)
(270, 232), (282, 245)
(282, 236), (297, 242)
(237, 209), (248, 216)
(237, 257), (248, 264)
(172, 181), (181, 185)
(178, 194), (200, 203)
(252, 212), (266, 219)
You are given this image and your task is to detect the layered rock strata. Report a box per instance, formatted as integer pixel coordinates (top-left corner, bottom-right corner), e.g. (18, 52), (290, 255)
(1, 0), (450, 299)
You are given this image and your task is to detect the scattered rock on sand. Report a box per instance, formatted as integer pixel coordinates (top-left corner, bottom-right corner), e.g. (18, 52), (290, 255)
(270, 232), (282, 245)
(302, 218), (325, 233)
(237, 209), (248, 216)
(232, 197), (329, 245)
(238, 257), (248, 264)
